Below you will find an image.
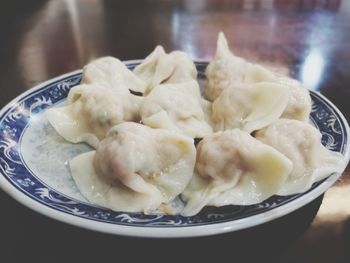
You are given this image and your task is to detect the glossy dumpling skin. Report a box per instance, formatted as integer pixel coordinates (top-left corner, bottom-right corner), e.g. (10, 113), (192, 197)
(134, 46), (197, 95)
(140, 80), (213, 138)
(205, 32), (311, 121)
(82, 56), (147, 93)
(181, 129), (292, 216)
(256, 119), (346, 195)
(46, 84), (142, 148)
(70, 122), (196, 214)
(212, 82), (289, 133)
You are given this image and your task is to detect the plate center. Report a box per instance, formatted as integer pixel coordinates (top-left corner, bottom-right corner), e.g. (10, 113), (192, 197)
(20, 105), (92, 203)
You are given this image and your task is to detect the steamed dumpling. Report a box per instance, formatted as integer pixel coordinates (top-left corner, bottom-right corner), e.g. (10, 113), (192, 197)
(205, 33), (274, 101)
(70, 122), (196, 213)
(134, 46), (197, 95)
(82, 56), (147, 93)
(46, 84), (142, 148)
(132, 46), (166, 89)
(277, 77), (312, 121)
(212, 82), (289, 133)
(140, 80), (213, 138)
(255, 119), (346, 195)
(205, 32), (311, 121)
(200, 98), (214, 128)
(181, 129), (292, 216)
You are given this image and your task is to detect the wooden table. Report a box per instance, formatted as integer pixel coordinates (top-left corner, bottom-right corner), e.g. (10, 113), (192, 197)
(1, 1), (349, 262)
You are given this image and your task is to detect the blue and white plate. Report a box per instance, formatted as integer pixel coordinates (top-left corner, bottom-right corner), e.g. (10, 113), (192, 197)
(0, 61), (349, 238)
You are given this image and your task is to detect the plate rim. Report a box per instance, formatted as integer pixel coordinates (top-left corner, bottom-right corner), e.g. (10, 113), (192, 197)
(0, 60), (349, 238)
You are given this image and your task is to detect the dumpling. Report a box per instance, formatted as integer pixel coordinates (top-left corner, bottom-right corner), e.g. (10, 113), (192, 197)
(200, 98), (214, 128)
(276, 77), (312, 121)
(205, 32), (311, 121)
(132, 46), (166, 90)
(255, 119), (346, 195)
(181, 129), (292, 216)
(82, 56), (147, 94)
(149, 50), (197, 84)
(205, 32), (275, 101)
(46, 84), (142, 148)
(140, 80), (213, 138)
(212, 82), (290, 133)
(134, 47), (197, 95)
(69, 122), (196, 214)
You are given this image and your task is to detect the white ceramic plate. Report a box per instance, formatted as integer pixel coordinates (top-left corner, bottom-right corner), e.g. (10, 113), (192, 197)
(0, 60), (349, 238)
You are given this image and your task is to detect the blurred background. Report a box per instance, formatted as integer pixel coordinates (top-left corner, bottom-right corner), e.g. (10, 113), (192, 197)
(1, 0), (350, 117)
(0, 1), (350, 262)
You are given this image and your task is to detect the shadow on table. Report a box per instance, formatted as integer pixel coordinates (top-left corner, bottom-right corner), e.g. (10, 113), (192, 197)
(1, 189), (322, 263)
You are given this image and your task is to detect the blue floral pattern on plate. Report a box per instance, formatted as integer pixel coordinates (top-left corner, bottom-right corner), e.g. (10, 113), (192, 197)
(0, 62), (348, 228)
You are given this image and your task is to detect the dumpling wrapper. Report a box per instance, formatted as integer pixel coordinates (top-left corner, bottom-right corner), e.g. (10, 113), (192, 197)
(70, 152), (163, 213)
(134, 46), (197, 95)
(140, 80), (213, 138)
(276, 77), (311, 121)
(205, 32), (311, 121)
(256, 119), (346, 195)
(82, 56), (147, 94)
(70, 122), (196, 214)
(212, 82), (290, 133)
(132, 46), (166, 90)
(46, 84), (142, 148)
(205, 33), (275, 101)
(200, 98), (214, 128)
(181, 129), (292, 216)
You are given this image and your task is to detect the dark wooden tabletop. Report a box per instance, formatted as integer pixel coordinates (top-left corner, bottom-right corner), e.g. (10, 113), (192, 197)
(1, 1), (350, 262)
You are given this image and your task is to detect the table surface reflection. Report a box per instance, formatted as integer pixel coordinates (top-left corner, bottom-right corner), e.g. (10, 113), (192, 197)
(0, 0), (349, 262)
